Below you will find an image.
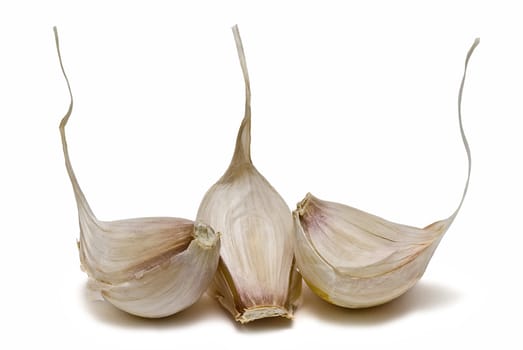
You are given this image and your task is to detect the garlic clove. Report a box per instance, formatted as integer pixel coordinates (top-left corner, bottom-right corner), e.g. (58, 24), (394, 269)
(101, 222), (220, 318)
(294, 193), (447, 307)
(55, 27), (220, 318)
(293, 38), (479, 308)
(196, 25), (302, 323)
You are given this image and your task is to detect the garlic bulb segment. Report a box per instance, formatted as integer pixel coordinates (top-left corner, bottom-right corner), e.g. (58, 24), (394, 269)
(196, 25), (301, 323)
(293, 38), (479, 308)
(55, 27), (220, 318)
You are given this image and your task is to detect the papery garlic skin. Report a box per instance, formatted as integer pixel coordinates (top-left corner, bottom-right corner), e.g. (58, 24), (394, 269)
(55, 27), (220, 318)
(100, 222), (220, 317)
(293, 38), (479, 308)
(294, 194), (446, 307)
(199, 167), (301, 322)
(196, 25), (301, 323)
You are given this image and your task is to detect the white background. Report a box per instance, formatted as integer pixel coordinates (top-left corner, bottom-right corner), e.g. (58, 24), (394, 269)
(1, 0), (521, 348)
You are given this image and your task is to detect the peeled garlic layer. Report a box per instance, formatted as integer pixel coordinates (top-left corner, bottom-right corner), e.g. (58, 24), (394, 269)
(196, 25), (301, 323)
(55, 27), (220, 318)
(294, 39), (479, 308)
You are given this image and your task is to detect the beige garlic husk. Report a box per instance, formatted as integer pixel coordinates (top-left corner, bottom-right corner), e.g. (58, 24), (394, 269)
(55, 27), (220, 318)
(293, 38), (479, 308)
(196, 25), (302, 323)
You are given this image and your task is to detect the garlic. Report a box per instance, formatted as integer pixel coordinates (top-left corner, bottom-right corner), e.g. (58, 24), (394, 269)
(293, 38), (479, 308)
(196, 25), (302, 323)
(55, 27), (220, 318)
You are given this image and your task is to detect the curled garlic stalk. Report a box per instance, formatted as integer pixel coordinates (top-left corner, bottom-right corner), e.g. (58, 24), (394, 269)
(196, 25), (302, 323)
(293, 39), (479, 308)
(55, 27), (220, 318)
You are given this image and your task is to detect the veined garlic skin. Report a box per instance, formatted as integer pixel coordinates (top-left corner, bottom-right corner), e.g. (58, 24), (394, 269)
(294, 194), (446, 307)
(55, 27), (220, 318)
(196, 25), (301, 323)
(293, 38), (479, 308)
(83, 220), (219, 317)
